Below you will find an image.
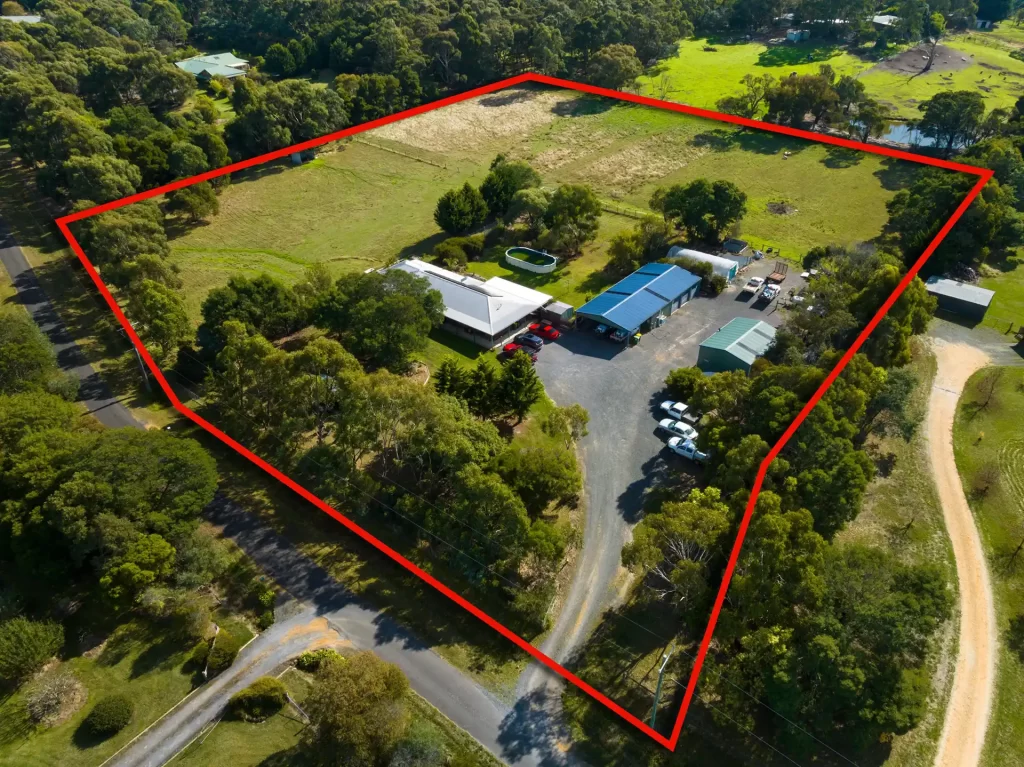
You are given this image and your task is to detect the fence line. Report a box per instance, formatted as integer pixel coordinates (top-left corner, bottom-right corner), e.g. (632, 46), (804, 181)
(351, 138), (446, 168)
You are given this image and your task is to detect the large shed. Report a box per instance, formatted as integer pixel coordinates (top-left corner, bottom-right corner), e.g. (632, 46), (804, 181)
(667, 246), (738, 281)
(925, 276), (994, 321)
(576, 263), (701, 335)
(698, 318), (777, 373)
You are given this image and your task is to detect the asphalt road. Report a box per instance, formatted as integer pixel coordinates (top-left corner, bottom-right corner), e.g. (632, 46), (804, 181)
(519, 259), (791, 697)
(1, 219), (571, 766)
(0, 216), (142, 429)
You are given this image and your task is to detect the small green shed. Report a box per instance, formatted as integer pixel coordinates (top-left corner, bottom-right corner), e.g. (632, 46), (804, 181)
(697, 317), (777, 373)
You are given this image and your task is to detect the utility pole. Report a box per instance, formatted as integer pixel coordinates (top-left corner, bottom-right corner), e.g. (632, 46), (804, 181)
(121, 321), (151, 393)
(650, 643), (674, 728)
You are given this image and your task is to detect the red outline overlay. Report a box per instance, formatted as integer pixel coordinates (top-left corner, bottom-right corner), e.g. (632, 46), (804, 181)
(53, 73), (992, 752)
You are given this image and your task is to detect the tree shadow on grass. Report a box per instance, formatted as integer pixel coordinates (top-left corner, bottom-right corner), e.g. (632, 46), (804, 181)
(258, 745), (310, 766)
(986, 248), (1022, 274)
(130, 633), (186, 679)
(395, 231), (449, 261)
(550, 93), (615, 118)
(692, 128), (808, 156)
(72, 719), (118, 750)
(756, 43), (842, 68)
(822, 146), (864, 168)
(0, 697), (33, 746)
(874, 156), (925, 191)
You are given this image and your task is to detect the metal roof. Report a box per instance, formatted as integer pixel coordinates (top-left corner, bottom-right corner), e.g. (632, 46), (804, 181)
(925, 276), (994, 307)
(175, 53), (249, 78)
(576, 263), (700, 333)
(668, 246), (737, 278)
(388, 259), (551, 336)
(3, 15), (42, 23)
(700, 317), (776, 366)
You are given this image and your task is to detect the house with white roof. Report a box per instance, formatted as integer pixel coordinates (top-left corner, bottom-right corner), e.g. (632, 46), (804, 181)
(387, 259), (553, 348)
(175, 52), (250, 81)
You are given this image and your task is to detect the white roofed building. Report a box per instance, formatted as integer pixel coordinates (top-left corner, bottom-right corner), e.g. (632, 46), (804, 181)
(387, 259), (552, 347)
(668, 246), (738, 280)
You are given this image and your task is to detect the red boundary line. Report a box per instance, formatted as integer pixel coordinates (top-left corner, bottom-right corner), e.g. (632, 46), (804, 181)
(54, 73), (992, 752)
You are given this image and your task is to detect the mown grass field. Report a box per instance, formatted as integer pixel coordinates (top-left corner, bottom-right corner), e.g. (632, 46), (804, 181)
(953, 365), (1024, 767)
(168, 84), (915, 322)
(639, 32), (1024, 120)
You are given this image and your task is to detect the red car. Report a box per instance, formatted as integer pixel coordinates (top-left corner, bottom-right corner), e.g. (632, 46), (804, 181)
(528, 322), (561, 341)
(502, 343), (537, 363)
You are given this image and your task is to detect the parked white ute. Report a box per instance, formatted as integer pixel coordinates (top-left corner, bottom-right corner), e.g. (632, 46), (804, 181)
(659, 400), (688, 420)
(658, 418), (698, 441)
(668, 437), (708, 464)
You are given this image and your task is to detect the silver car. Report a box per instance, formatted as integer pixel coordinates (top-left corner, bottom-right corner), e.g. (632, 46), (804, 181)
(658, 418), (698, 441)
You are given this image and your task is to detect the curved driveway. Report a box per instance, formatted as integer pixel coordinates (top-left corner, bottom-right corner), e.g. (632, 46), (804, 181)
(519, 262), (786, 696)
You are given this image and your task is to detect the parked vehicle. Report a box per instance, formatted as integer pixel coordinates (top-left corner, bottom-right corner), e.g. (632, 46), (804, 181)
(609, 329), (629, 343)
(760, 284), (780, 303)
(667, 437), (708, 464)
(594, 323), (609, 335)
(660, 400), (689, 420)
(528, 322), (561, 341)
(741, 276), (764, 295)
(502, 343), (537, 363)
(515, 333), (544, 350)
(658, 418), (698, 441)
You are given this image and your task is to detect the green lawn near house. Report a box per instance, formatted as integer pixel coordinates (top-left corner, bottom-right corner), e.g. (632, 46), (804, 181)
(952, 365), (1024, 767)
(0, 622), (197, 767)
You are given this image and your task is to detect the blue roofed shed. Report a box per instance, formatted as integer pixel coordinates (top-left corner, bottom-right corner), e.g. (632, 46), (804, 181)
(576, 263), (701, 334)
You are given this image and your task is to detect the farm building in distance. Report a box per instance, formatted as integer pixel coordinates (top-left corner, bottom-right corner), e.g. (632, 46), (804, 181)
(576, 263), (701, 335)
(387, 258), (552, 347)
(925, 276), (995, 321)
(668, 246), (738, 280)
(698, 317), (777, 373)
(175, 52), (250, 80)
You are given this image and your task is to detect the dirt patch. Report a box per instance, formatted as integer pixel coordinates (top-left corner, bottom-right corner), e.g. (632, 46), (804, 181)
(871, 44), (973, 77)
(372, 87), (582, 153)
(406, 361), (430, 386)
(766, 201), (797, 215)
(26, 669), (87, 728)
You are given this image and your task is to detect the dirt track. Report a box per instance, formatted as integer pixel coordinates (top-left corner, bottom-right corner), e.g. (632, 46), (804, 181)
(929, 340), (997, 767)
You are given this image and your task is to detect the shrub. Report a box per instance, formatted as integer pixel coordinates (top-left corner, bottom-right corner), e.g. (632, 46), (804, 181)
(27, 671), (82, 724)
(256, 610), (275, 630)
(207, 630), (243, 675)
(228, 676), (287, 722)
(445, 234), (485, 261)
(190, 639), (210, 668)
(296, 648), (343, 672)
(433, 241), (467, 271)
(709, 273), (728, 295)
(0, 617), (64, 686)
(84, 694), (133, 737)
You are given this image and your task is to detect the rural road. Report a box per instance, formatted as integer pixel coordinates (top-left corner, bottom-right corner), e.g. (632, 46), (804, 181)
(0, 220), (570, 766)
(0, 215), (142, 429)
(928, 339), (997, 767)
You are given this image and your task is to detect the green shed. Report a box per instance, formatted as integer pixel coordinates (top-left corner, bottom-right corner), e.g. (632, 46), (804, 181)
(697, 317), (776, 373)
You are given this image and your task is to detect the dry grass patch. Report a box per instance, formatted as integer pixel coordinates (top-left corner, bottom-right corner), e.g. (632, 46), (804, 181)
(581, 135), (709, 191)
(374, 86), (580, 153)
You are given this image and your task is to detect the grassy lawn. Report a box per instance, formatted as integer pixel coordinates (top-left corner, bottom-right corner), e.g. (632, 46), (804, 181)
(639, 37), (871, 110)
(166, 84), (914, 320)
(640, 34), (1024, 120)
(952, 365), (1024, 767)
(0, 622), (197, 767)
(169, 668), (312, 767)
(170, 668), (501, 767)
(981, 249), (1024, 334)
(838, 339), (958, 767)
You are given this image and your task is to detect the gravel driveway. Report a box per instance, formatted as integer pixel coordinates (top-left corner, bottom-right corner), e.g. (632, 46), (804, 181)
(518, 259), (790, 696)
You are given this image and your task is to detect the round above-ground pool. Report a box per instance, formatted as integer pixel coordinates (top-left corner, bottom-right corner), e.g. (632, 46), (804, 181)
(505, 246), (558, 274)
